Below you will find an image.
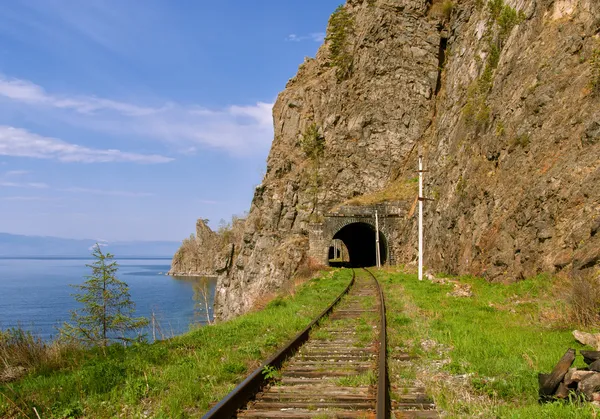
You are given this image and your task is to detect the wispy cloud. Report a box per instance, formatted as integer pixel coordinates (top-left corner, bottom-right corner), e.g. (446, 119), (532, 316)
(61, 187), (154, 197)
(4, 170), (29, 177)
(0, 181), (48, 189)
(0, 74), (274, 155)
(0, 170), (48, 189)
(0, 74), (160, 116)
(286, 32), (325, 43)
(0, 196), (51, 201)
(0, 125), (173, 163)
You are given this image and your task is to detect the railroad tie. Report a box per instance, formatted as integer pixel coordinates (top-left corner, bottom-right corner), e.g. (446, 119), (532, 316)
(238, 270), (380, 418)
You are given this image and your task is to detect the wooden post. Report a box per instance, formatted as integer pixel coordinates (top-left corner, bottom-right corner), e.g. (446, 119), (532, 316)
(418, 155), (423, 281)
(375, 210), (381, 268)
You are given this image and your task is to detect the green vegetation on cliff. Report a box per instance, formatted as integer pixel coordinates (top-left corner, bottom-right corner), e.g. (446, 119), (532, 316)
(326, 5), (354, 81)
(463, 0), (524, 127)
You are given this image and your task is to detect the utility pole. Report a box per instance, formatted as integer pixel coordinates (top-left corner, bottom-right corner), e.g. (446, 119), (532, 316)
(418, 155), (423, 281)
(375, 209), (381, 268)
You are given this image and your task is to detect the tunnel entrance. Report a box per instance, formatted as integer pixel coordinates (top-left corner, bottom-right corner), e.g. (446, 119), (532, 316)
(330, 222), (387, 268)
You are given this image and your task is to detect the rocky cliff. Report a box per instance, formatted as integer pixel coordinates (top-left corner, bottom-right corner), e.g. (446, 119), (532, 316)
(210, 0), (599, 320)
(169, 218), (243, 276)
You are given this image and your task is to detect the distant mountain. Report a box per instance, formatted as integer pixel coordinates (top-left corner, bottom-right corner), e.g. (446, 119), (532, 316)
(0, 233), (180, 258)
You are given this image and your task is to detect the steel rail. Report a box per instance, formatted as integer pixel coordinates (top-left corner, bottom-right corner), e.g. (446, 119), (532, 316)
(364, 267), (389, 419)
(202, 269), (356, 419)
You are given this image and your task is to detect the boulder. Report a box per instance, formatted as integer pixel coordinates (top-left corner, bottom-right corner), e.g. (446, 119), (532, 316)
(579, 373), (600, 401)
(573, 331), (600, 350)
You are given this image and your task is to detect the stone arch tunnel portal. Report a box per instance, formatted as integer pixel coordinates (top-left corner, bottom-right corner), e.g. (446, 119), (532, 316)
(331, 222), (387, 267)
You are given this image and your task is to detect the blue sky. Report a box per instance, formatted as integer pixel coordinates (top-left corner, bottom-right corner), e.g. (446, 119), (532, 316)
(0, 0), (341, 241)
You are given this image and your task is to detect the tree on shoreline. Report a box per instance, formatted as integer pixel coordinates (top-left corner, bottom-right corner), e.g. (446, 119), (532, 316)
(61, 245), (148, 348)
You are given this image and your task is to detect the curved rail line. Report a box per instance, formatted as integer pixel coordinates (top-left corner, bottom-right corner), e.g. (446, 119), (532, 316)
(365, 268), (389, 418)
(203, 268), (389, 419)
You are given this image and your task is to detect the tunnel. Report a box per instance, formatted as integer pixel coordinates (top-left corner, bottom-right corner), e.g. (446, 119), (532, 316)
(331, 222), (387, 267)
(328, 246), (335, 260)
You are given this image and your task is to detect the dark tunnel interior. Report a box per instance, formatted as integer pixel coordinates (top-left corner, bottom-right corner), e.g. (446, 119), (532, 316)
(331, 222), (387, 267)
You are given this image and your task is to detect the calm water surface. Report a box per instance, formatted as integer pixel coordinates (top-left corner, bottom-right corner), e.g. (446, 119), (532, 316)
(0, 258), (216, 341)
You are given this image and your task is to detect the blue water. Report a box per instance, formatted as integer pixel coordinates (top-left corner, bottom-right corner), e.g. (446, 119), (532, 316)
(0, 258), (216, 341)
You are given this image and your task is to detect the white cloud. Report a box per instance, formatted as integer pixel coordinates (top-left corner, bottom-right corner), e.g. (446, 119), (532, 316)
(89, 242), (108, 251)
(0, 181), (48, 188)
(4, 170), (30, 177)
(0, 74), (160, 116)
(0, 168), (47, 189)
(286, 32), (325, 43)
(61, 187), (154, 197)
(0, 125), (173, 163)
(0, 196), (50, 201)
(0, 74), (274, 155)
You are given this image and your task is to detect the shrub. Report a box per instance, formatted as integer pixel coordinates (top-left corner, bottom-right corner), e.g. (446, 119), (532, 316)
(511, 133), (530, 148)
(430, 0), (454, 20)
(79, 358), (127, 394)
(0, 328), (46, 382)
(299, 123), (325, 161)
(487, 0), (503, 20)
(568, 273), (600, 327)
(326, 5), (354, 80)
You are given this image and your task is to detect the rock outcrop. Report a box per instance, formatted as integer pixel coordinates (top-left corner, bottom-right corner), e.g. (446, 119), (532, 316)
(169, 218), (243, 276)
(208, 0), (600, 320)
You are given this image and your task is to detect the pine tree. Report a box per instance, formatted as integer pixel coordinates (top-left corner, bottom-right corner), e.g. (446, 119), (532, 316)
(61, 245), (148, 347)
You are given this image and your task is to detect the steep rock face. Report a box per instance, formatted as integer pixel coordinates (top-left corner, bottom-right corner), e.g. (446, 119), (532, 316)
(215, 0), (442, 319)
(214, 0), (600, 319)
(169, 218), (242, 276)
(419, 0), (600, 281)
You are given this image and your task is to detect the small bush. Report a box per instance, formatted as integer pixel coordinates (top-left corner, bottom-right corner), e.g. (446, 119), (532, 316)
(0, 328), (46, 373)
(511, 133), (530, 148)
(0, 327), (72, 382)
(222, 361), (247, 375)
(295, 257), (326, 282)
(430, 0), (454, 20)
(79, 358), (127, 394)
(326, 5), (354, 80)
(266, 296), (287, 309)
(487, 0), (503, 19)
(299, 123), (325, 161)
(568, 273), (600, 327)
(495, 121), (506, 136)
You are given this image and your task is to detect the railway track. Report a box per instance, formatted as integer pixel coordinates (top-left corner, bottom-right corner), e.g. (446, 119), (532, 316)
(204, 268), (438, 419)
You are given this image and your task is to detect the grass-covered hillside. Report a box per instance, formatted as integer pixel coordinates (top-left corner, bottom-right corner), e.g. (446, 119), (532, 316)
(3, 267), (600, 418)
(379, 268), (598, 418)
(0, 270), (352, 418)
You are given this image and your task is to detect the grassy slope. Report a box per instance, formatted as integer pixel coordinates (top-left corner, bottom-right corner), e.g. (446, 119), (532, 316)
(378, 269), (597, 418)
(0, 269), (353, 419)
(4, 267), (597, 418)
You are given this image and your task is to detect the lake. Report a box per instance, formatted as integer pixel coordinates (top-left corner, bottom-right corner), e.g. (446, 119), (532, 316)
(0, 257), (216, 341)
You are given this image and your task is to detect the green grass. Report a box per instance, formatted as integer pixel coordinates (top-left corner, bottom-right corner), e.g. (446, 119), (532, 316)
(336, 370), (376, 387)
(377, 270), (597, 418)
(0, 269), (353, 419)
